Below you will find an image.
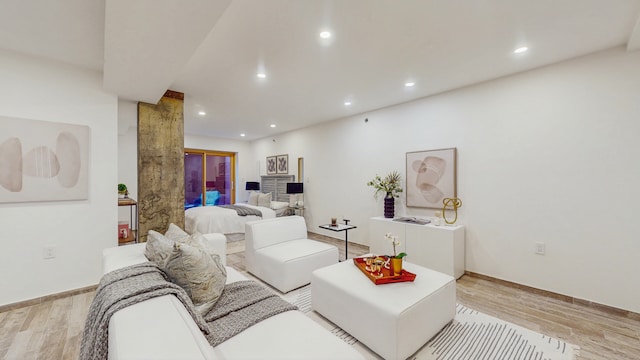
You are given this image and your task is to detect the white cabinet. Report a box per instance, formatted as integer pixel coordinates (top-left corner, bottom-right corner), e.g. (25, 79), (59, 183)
(369, 217), (465, 278)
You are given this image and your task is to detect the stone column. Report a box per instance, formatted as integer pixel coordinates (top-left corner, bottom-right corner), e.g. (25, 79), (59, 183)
(137, 90), (184, 242)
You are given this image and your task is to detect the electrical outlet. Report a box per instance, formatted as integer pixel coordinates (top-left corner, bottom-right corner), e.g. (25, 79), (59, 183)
(43, 246), (56, 259)
(535, 242), (545, 255)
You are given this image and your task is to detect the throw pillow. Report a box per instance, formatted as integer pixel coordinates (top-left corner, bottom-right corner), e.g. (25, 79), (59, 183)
(163, 223), (225, 265)
(164, 223), (189, 242)
(248, 191), (260, 206)
(144, 230), (175, 266)
(258, 192), (272, 208)
(163, 242), (227, 315)
(180, 232), (223, 261)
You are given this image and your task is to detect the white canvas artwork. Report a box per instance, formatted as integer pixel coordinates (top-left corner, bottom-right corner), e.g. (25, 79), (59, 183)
(406, 148), (456, 209)
(0, 116), (90, 203)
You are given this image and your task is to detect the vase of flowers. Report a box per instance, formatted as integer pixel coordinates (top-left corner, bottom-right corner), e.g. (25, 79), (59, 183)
(386, 232), (407, 276)
(367, 171), (403, 218)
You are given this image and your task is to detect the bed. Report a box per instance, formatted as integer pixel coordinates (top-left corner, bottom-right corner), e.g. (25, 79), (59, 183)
(184, 175), (296, 239)
(185, 203), (276, 239)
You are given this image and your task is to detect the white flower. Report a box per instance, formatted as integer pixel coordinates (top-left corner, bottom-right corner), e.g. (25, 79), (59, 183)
(385, 233), (401, 257)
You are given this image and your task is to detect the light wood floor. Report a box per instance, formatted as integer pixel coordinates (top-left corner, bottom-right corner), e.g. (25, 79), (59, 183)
(1, 234), (639, 360)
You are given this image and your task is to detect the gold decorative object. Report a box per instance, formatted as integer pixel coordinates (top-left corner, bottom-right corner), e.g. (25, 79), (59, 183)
(391, 257), (403, 276)
(442, 197), (462, 224)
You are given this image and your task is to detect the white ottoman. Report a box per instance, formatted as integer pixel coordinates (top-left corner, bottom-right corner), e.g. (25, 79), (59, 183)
(311, 260), (456, 360)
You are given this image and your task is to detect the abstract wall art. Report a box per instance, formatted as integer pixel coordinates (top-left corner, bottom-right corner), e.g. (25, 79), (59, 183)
(266, 156), (277, 175)
(0, 116), (90, 203)
(276, 154), (288, 174)
(406, 148), (457, 209)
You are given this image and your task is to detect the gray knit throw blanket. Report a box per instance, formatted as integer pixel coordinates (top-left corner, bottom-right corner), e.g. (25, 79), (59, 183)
(80, 265), (298, 359)
(204, 280), (299, 347)
(217, 204), (263, 217)
(79, 262), (210, 360)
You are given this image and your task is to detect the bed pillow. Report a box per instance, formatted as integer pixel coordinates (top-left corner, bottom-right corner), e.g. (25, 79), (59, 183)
(165, 223), (224, 260)
(270, 201), (289, 210)
(163, 242), (227, 315)
(258, 192), (272, 207)
(248, 191), (260, 206)
(145, 230), (175, 265)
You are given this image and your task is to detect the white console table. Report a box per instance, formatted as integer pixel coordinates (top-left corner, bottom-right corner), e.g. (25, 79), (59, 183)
(369, 216), (465, 278)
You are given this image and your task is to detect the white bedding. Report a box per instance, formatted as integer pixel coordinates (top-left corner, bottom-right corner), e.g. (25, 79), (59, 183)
(185, 203), (276, 235)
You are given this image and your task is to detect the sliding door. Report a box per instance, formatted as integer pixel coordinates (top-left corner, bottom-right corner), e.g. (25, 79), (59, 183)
(184, 149), (235, 209)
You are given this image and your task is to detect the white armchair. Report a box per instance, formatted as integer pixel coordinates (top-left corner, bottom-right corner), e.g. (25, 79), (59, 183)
(245, 216), (339, 293)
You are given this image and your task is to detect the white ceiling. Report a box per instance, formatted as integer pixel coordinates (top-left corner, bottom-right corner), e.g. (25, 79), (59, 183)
(1, 0), (639, 141)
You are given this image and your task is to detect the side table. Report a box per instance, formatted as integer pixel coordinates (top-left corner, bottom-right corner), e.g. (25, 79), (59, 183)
(288, 206), (305, 216)
(118, 197), (138, 244)
(319, 222), (356, 261)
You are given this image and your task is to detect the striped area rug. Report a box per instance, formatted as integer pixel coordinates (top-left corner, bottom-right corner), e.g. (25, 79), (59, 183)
(281, 285), (578, 360)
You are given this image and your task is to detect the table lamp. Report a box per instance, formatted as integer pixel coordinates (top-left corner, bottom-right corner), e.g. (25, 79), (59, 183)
(245, 182), (260, 191)
(286, 182), (304, 207)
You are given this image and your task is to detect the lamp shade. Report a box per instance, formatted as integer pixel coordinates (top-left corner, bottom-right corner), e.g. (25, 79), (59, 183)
(245, 181), (260, 191)
(286, 182), (304, 194)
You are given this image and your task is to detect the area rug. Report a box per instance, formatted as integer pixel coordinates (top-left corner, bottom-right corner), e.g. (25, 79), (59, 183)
(280, 284), (578, 360)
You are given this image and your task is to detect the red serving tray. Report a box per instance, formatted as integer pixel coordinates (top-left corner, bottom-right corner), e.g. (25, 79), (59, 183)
(353, 256), (416, 285)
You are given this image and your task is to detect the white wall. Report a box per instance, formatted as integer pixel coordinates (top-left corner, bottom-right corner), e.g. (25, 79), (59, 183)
(0, 50), (118, 306)
(117, 100), (138, 224)
(250, 47), (640, 313)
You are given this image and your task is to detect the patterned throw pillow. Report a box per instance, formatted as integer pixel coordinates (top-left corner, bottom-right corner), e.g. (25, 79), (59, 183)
(164, 223), (189, 241)
(163, 242), (227, 315)
(144, 230), (175, 266)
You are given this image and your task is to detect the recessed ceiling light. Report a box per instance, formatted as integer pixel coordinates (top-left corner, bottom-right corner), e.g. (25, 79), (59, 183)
(257, 73), (267, 78)
(404, 82), (415, 87)
(270, 124), (276, 128)
(514, 46), (528, 54)
(344, 101), (352, 106)
(240, 133), (246, 137)
(198, 111), (206, 116)
(320, 31), (331, 39)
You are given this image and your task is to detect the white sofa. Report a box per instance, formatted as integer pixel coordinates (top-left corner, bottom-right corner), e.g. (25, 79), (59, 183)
(102, 237), (364, 360)
(245, 216), (339, 293)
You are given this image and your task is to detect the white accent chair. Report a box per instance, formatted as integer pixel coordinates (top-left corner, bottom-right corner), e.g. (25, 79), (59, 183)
(245, 216), (339, 293)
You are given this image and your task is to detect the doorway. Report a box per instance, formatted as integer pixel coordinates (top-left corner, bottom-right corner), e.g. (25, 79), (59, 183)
(184, 149), (236, 209)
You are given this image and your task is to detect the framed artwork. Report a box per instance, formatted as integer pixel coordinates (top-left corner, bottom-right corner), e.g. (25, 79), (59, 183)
(276, 154), (288, 174)
(406, 148), (456, 209)
(0, 115), (90, 203)
(266, 156), (277, 175)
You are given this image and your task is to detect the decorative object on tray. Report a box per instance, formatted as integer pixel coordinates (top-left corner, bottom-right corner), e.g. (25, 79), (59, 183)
(367, 170), (403, 218)
(442, 197), (462, 224)
(331, 217), (337, 226)
(353, 256), (416, 284)
(118, 183), (128, 199)
(406, 148), (457, 209)
(386, 232), (407, 276)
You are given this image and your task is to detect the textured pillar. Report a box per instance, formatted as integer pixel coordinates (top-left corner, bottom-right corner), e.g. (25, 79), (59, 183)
(137, 90), (184, 242)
